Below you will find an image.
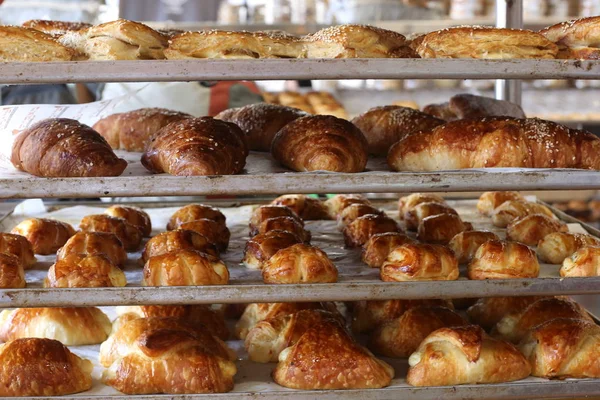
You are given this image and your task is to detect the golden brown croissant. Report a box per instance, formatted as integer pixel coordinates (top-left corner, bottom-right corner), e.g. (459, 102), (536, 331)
(423, 94), (526, 121)
(249, 205), (303, 236)
(262, 243), (338, 284)
(0, 26), (74, 61)
(56, 231), (127, 267)
(141, 229), (219, 264)
(92, 108), (193, 152)
(79, 214), (142, 252)
(142, 117), (248, 176)
(492, 200), (556, 228)
(477, 191), (526, 216)
(242, 230), (302, 270)
(351, 105), (444, 156)
(466, 296), (546, 331)
(448, 230), (500, 264)
(416, 213), (473, 245)
(215, 103), (307, 152)
(179, 219), (231, 252)
(0, 233), (36, 269)
(143, 249), (229, 286)
(468, 240), (539, 280)
(256, 216), (311, 243)
(0, 307), (111, 345)
(337, 203), (384, 229)
(11, 218), (75, 255)
(369, 306), (467, 358)
(398, 193), (446, 219)
(324, 194), (370, 217)
(381, 243), (459, 282)
(506, 214), (568, 246)
(11, 118), (127, 177)
(361, 232), (415, 268)
(0, 338), (92, 396)
(388, 118), (600, 171)
(105, 205), (152, 237)
(405, 201), (458, 231)
(560, 246), (600, 277)
(271, 115), (369, 173)
(270, 194), (331, 220)
(167, 204), (226, 230)
(407, 325), (531, 386)
(273, 320), (394, 390)
(0, 254), (25, 288)
(540, 16), (600, 60)
(45, 253), (126, 288)
(537, 232), (600, 264)
(343, 214), (401, 248)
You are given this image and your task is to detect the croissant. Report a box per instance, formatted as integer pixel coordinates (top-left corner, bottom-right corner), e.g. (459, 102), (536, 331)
(407, 325), (531, 386)
(477, 191), (526, 216)
(337, 203), (384, 229)
(11, 118), (127, 177)
(0, 307), (111, 345)
(248, 205), (303, 237)
(273, 320), (394, 390)
(491, 200), (556, 228)
(141, 230), (219, 264)
(423, 94), (526, 121)
(560, 246), (600, 277)
(271, 115), (369, 173)
(448, 230), (500, 264)
(167, 204), (226, 230)
(142, 117), (248, 176)
(56, 231), (127, 267)
(381, 243), (459, 282)
(11, 218), (75, 255)
(270, 194), (331, 220)
(0, 338), (92, 396)
(45, 253), (126, 288)
(506, 214), (568, 246)
(468, 240), (539, 280)
(262, 243), (338, 284)
(519, 318), (600, 379)
(417, 213), (473, 244)
(324, 194), (370, 217)
(361, 232), (415, 268)
(537, 232), (600, 264)
(343, 214), (401, 248)
(79, 214), (142, 252)
(405, 202), (458, 231)
(369, 306), (467, 358)
(105, 205), (152, 237)
(242, 230), (302, 270)
(466, 296), (546, 331)
(398, 193), (446, 218)
(179, 219), (231, 252)
(0, 254), (25, 288)
(0, 233), (35, 269)
(143, 249), (229, 286)
(256, 216), (311, 243)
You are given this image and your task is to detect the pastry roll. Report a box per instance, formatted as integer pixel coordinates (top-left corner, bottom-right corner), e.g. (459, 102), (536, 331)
(537, 232), (600, 264)
(407, 325), (531, 386)
(343, 214), (401, 248)
(381, 243), (459, 282)
(417, 213), (473, 244)
(369, 306), (467, 358)
(0, 254), (26, 288)
(256, 216), (311, 243)
(141, 229), (219, 264)
(361, 232), (415, 268)
(477, 191), (526, 216)
(253, 30), (306, 58)
(56, 231), (127, 267)
(79, 214), (143, 252)
(0, 26), (73, 61)
(0, 338), (92, 396)
(468, 240), (539, 280)
(449, 230), (500, 264)
(466, 296), (545, 331)
(142, 249), (229, 286)
(273, 320), (394, 390)
(0, 307), (111, 345)
(405, 202), (458, 231)
(105, 205), (152, 237)
(248, 205), (303, 237)
(242, 230), (302, 270)
(262, 243), (338, 284)
(398, 193), (446, 218)
(0, 233), (36, 269)
(11, 218), (75, 255)
(506, 214), (568, 246)
(270, 194), (331, 220)
(179, 219), (231, 252)
(165, 30), (264, 59)
(167, 204), (226, 230)
(423, 94), (526, 121)
(540, 16), (600, 60)
(46, 253), (126, 288)
(491, 200), (555, 228)
(324, 194), (370, 217)
(560, 246), (600, 277)
(337, 203), (384, 229)
(271, 115), (369, 173)
(519, 318), (600, 379)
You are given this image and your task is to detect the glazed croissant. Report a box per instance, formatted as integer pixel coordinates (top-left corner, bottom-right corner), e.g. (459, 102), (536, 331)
(404, 202), (458, 231)
(0, 233), (36, 269)
(560, 246), (600, 277)
(361, 232), (415, 268)
(143, 249), (229, 286)
(468, 240), (539, 280)
(324, 194), (370, 217)
(491, 200), (555, 228)
(343, 214), (401, 248)
(0, 254), (26, 288)
(248, 205), (303, 236)
(506, 214), (568, 246)
(416, 213), (473, 244)
(466, 296), (545, 331)
(105, 205), (152, 237)
(56, 231), (127, 267)
(11, 218), (75, 255)
(262, 243), (338, 284)
(381, 243), (459, 282)
(537, 232), (600, 264)
(337, 203), (384, 229)
(79, 214), (143, 252)
(270, 194), (331, 220)
(141, 230), (219, 263)
(398, 193), (446, 218)
(477, 191), (526, 216)
(167, 204), (226, 230)
(256, 216), (311, 243)
(242, 230), (302, 270)
(448, 230), (499, 264)
(179, 219), (231, 252)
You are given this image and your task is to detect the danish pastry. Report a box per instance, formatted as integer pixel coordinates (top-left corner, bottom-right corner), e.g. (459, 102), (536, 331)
(143, 249), (229, 286)
(448, 230), (500, 264)
(79, 214), (143, 252)
(537, 232), (600, 264)
(262, 243), (338, 284)
(56, 231), (127, 267)
(248, 205), (303, 237)
(242, 230), (302, 270)
(560, 246), (600, 277)
(343, 214), (401, 248)
(0, 233), (36, 268)
(46, 253), (127, 288)
(506, 214), (568, 245)
(417, 213), (472, 244)
(11, 218), (75, 255)
(141, 229), (219, 264)
(381, 243), (459, 282)
(468, 240), (539, 279)
(476, 191), (526, 216)
(167, 204), (226, 230)
(271, 194), (331, 220)
(361, 232), (415, 268)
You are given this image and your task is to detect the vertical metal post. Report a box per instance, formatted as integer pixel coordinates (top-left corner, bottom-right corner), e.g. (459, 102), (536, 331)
(495, 0), (523, 105)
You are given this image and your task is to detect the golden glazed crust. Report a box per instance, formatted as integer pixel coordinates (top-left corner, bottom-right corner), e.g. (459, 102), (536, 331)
(0, 26), (73, 61)
(361, 232), (415, 268)
(46, 253), (126, 288)
(11, 218), (75, 255)
(381, 243), (459, 282)
(448, 230), (499, 264)
(560, 246), (600, 277)
(0, 254), (26, 289)
(79, 214), (143, 252)
(538, 232), (600, 264)
(271, 194), (332, 220)
(141, 229), (219, 264)
(22, 19), (92, 37)
(242, 230), (302, 270)
(468, 240), (539, 279)
(506, 214), (568, 246)
(0, 233), (36, 269)
(57, 231), (127, 267)
(491, 200), (555, 228)
(262, 243), (338, 284)
(248, 205), (303, 236)
(142, 249), (229, 286)
(167, 204), (226, 230)
(477, 191), (526, 216)
(466, 296), (545, 331)
(179, 219), (231, 252)
(343, 214), (401, 248)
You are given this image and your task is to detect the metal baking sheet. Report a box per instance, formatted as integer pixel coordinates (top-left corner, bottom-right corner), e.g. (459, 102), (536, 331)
(2, 59), (600, 84)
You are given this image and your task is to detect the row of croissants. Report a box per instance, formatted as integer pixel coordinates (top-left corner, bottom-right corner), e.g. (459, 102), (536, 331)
(0, 294), (597, 395)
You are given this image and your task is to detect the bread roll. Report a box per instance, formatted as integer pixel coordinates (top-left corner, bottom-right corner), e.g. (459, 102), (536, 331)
(560, 246), (600, 277)
(381, 243), (459, 282)
(271, 194), (331, 220)
(448, 230), (500, 264)
(141, 230), (219, 264)
(466, 296), (545, 331)
(398, 193), (446, 218)
(271, 115), (369, 173)
(506, 214), (568, 245)
(142, 117), (248, 176)
(540, 16), (600, 59)
(165, 30), (264, 59)
(0, 233), (36, 269)
(79, 214), (142, 252)
(11, 218), (75, 255)
(262, 243), (338, 284)
(405, 202), (458, 231)
(242, 230), (302, 270)
(0, 307), (111, 345)
(46, 253), (126, 288)
(477, 191), (526, 216)
(537, 232), (600, 264)
(361, 232), (415, 268)
(253, 30), (306, 58)
(22, 19), (91, 37)
(143, 249), (229, 286)
(468, 240), (539, 280)
(0, 26), (73, 61)
(179, 219), (231, 252)
(324, 194), (370, 217)
(417, 213), (473, 244)
(57, 231), (127, 266)
(256, 216), (311, 243)
(491, 200), (555, 228)
(337, 203), (384, 229)
(343, 214), (401, 248)
(11, 118), (127, 177)
(215, 104), (307, 152)
(249, 205), (303, 237)
(0, 254), (26, 288)
(167, 204), (226, 230)
(422, 94), (526, 121)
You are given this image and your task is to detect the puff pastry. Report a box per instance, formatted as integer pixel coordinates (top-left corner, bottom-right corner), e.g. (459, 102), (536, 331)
(381, 243), (459, 282)
(248, 205), (303, 237)
(141, 229), (219, 264)
(179, 219), (231, 252)
(491, 200), (555, 228)
(477, 191), (526, 216)
(537, 232), (600, 264)
(143, 249), (229, 286)
(560, 246), (600, 277)
(270, 194), (331, 220)
(343, 214), (401, 248)
(22, 19), (91, 37)
(337, 203), (384, 229)
(165, 30), (264, 59)
(466, 296), (545, 331)
(242, 230), (302, 270)
(468, 240), (539, 280)
(256, 216), (311, 243)
(11, 218), (75, 255)
(540, 16), (600, 60)
(405, 202), (458, 231)
(254, 30), (306, 58)
(0, 254), (26, 288)
(417, 213), (473, 244)
(167, 204), (226, 230)
(105, 205), (152, 237)
(398, 193), (446, 218)
(0, 233), (36, 269)
(506, 214), (568, 246)
(324, 194), (370, 217)
(262, 243), (338, 284)
(361, 232), (415, 268)
(0, 26), (73, 61)
(79, 214), (143, 252)
(56, 231), (127, 267)
(46, 253), (126, 288)
(449, 230), (499, 264)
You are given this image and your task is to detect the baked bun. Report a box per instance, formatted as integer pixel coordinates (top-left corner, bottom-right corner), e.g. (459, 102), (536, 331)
(477, 191), (526, 216)
(271, 115), (369, 173)
(0, 254), (26, 288)
(423, 94), (526, 121)
(256, 216), (311, 243)
(468, 240), (539, 279)
(540, 16), (600, 59)
(215, 103), (307, 152)
(338, 204), (385, 229)
(141, 230), (219, 264)
(22, 19), (91, 37)
(0, 338), (92, 396)
(167, 204), (226, 230)
(0, 307), (111, 345)
(398, 193), (446, 218)
(0, 26), (73, 61)
(506, 213), (568, 245)
(537, 232), (600, 264)
(57, 231), (127, 267)
(407, 325), (531, 386)
(46, 253), (126, 288)
(369, 306), (467, 358)
(416, 26), (557, 59)
(93, 108), (192, 152)
(271, 194), (331, 220)
(142, 117), (248, 176)
(448, 230), (500, 264)
(262, 243), (338, 284)
(253, 30), (306, 58)
(79, 214), (142, 252)
(305, 24), (415, 58)
(560, 246), (600, 277)
(405, 202), (458, 231)
(165, 30), (264, 59)
(352, 106), (444, 156)
(466, 296), (545, 331)
(491, 200), (555, 228)
(343, 214), (401, 248)
(417, 213), (473, 244)
(324, 194), (370, 217)
(242, 230), (302, 270)
(0, 233), (36, 269)
(179, 219), (231, 252)
(361, 232), (415, 268)
(249, 205), (303, 236)
(273, 320), (394, 390)
(381, 243), (459, 282)
(11, 218), (75, 255)
(143, 249), (229, 286)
